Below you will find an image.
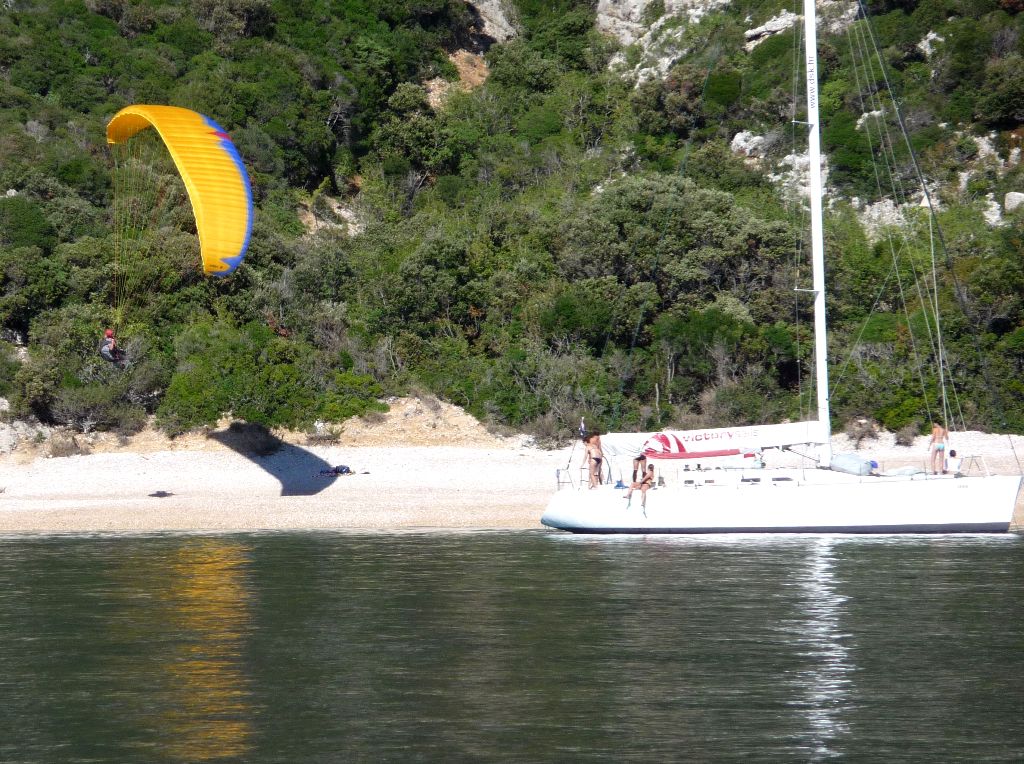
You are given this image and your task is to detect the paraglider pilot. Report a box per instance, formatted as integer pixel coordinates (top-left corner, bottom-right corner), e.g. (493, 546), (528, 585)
(99, 328), (125, 366)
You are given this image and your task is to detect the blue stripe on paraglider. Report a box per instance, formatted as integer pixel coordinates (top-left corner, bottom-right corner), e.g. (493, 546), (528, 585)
(202, 114), (253, 276)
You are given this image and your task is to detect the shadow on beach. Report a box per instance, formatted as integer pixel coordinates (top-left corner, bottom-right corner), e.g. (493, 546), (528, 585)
(207, 423), (338, 497)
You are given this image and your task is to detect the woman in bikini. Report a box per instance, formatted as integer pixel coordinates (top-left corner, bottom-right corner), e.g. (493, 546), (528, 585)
(929, 422), (948, 475)
(625, 464), (655, 507)
(585, 433), (604, 488)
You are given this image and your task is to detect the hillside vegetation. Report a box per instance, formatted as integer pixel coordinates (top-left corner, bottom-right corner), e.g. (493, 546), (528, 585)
(1, 0), (1023, 441)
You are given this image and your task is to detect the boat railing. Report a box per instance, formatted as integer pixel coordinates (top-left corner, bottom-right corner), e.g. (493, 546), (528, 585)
(555, 467), (575, 490)
(959, 454), (991, 477)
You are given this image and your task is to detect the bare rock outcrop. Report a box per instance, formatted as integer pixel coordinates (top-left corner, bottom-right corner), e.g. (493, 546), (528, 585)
(603, 0), (731, 85)
(744, 10), (799, 51)
(470, 0), (517, 45)
(298, 196), (365, 237)
(601, 0), (856, 87)
(424, 50), (490, 109)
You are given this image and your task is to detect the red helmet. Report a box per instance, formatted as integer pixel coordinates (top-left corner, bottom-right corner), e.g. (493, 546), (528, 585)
(104, 329), (114, 338)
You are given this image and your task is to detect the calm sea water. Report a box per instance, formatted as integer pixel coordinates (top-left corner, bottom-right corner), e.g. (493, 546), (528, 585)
(0, 531), (1021, 762)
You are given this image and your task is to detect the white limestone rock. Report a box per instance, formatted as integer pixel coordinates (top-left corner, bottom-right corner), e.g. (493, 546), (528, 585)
(470, 0), (517, 43)
(597, 0), (728, 46)
(982, 193), (1003, 226)
(601, 0), (855, 87)
(0, 426), (15, 455)
(744, 10), (798, 51)
(819, 0), (858, 34)
(731, 130), (765, 157)
(631, 24), (693, 85)
(596, 0), (652, 46)
(600, 0), (732, 86)
(0, 420), (51, 455)
(917, 31), (944, 58)
(857, 198), (904, 242)
(24, 120), (48, 142)
(856, 109), (884, 130)
(298, 196), (365, 237)
(973, 132), (999, 160)
(769, 151), (831, 204)
(1005, 192), (1024, 212)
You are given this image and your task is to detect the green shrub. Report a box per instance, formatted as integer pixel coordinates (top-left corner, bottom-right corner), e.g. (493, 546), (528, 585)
(235, 361), (319, 428)
(702, 375), (788, 426)
(642, 0), (666, 24)
(976, 55), (1024, 128)
(859, 313), (901, 342)
(743, 30), (795, 103)
(51, 383), (146, 434)
(0, 196), (57, 253)
(9, 349), (61, 422)
(539, 280), (617, 352)
(157, 319), (331, 433)
(319, 371), (388, 422)
(156, 358), (226, 435)
(0, 247), (69, 332)
(0, 342), (18, 396)
(516, 102), (564, 143)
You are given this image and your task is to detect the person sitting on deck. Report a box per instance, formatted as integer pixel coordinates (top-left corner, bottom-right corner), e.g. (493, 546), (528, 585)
(944, 449), (963, 476)
(625, 464), (655, 508)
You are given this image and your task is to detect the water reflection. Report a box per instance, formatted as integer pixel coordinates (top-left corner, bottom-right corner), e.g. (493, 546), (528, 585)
(789, 538), (853, 758)
(0, 533), (1022, 761)
(120, 539), (255, 761)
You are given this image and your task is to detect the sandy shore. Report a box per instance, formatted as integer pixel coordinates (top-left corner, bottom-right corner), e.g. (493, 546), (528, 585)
(0, 444), (561, 533)
(1, 403), (1023, 533)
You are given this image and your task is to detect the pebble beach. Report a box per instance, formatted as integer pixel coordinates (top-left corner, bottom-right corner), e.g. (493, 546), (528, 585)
(1, 399), (1022, 533)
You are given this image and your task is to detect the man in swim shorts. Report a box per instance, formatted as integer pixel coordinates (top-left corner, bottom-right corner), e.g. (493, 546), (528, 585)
(584, 433), (604, 488)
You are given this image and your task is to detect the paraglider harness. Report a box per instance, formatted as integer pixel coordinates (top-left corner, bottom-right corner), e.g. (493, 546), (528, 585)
(98, 331), (126, 367)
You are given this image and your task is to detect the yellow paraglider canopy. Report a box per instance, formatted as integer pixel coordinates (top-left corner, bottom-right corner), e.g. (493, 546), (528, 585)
(106, 104), (252, 276)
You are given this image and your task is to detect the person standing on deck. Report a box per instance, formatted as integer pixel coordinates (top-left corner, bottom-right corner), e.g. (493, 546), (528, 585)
(584, 433), (604, 488)
(631, 454), (647, 484)
(929, 422), (948, 475)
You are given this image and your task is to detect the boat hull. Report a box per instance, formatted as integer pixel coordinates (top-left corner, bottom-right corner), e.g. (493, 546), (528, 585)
(541, 471), (1022, 534)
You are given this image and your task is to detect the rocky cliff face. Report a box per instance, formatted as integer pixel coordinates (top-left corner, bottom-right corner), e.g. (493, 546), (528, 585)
(597, 0), (710, 46)
(469, 0), (517, 46)
(595, 0), (1022, 232)
(599, 0), (731, 84)
(599, 0), (859, 85)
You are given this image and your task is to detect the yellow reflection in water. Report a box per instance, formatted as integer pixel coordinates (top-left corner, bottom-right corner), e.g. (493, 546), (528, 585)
(130, 539), (256, 761)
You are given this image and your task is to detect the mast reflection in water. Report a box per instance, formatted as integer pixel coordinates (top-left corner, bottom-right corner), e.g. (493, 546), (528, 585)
(787, 538), (853, 755)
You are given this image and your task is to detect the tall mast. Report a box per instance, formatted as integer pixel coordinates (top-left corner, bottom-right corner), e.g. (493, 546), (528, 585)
(803, 0), (833, 463)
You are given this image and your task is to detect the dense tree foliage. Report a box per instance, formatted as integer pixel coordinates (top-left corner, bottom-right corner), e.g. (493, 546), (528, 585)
(1, 0), (1023, 440)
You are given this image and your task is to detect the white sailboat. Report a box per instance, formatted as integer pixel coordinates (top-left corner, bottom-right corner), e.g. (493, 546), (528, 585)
(541, 0), (1022, 534)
